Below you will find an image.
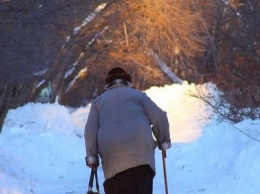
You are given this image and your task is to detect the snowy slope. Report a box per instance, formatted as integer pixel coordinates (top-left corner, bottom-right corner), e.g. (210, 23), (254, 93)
(0, 82), (260, 194)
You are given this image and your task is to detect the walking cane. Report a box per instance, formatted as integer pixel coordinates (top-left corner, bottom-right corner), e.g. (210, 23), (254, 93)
(162, 150), (169, 194)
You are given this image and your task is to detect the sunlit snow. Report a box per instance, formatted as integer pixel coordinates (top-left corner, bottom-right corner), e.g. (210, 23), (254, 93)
(1, 82), (260, 194)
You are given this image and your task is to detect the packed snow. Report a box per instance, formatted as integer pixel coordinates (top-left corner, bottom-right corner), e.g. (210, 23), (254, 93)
(1, 82), (260, 194)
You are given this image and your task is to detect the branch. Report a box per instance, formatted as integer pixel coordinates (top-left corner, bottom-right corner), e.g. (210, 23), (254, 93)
(190, 89), (260, 143)
(229, 123), (260, 143)
(146, 50), (183, 84)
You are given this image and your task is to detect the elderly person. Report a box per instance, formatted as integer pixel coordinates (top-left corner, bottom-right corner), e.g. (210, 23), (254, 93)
(84, 67), (171, 194)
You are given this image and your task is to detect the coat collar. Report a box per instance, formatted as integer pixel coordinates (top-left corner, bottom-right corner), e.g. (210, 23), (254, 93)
(103, 79), (133, 93)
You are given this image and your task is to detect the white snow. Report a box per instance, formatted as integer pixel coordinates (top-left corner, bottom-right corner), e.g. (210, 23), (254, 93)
(1, 82), (260, 194)
(73, 3), (107, 35)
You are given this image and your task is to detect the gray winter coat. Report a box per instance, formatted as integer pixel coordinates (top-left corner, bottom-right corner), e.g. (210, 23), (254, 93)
(84, 82), (171, 180)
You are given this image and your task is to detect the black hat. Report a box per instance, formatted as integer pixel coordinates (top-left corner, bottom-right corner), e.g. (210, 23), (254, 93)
(105, 67), (132, 84)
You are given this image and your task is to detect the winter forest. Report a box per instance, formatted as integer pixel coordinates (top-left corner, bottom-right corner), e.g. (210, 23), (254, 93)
(1, 0), (260, 121)
(0, 0), (260, 193)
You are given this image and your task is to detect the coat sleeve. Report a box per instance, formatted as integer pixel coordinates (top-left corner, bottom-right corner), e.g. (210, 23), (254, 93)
(141, 92), (171, 150)
(84, 100), (99, 165)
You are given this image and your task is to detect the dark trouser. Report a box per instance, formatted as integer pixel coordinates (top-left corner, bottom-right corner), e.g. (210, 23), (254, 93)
(104, 165), (154, 194)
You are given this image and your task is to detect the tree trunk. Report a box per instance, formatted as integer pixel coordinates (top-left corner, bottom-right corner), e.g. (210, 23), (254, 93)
(0, 105), (8, 133)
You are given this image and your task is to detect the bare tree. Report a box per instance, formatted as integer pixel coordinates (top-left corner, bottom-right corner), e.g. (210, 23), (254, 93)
(0, 0), (104, 131)
(197, 0), (260, 122)
(50, 0), (209, 106)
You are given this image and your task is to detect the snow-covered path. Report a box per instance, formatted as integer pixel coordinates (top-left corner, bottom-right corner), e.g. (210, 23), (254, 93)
(1, 82), (260, 194)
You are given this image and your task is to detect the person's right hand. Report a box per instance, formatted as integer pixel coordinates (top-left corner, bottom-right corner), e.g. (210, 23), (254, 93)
(88, 164), (97, 170)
